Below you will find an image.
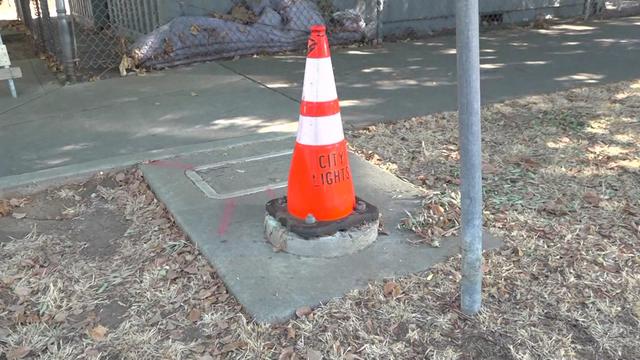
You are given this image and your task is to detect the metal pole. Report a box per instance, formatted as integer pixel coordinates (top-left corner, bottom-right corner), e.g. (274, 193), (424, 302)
(15, 0), (25, 21)
(375, 0), (384, 45)
(455, 0), (483, 316)
(56, 0), (75, 82)
(584, 0), (592, 20)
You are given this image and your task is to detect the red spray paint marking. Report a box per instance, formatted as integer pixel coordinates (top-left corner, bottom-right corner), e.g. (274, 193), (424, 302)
(147, 160), (194, 170)
(217, 198), (237, 236)
(265, 186), (277, 200)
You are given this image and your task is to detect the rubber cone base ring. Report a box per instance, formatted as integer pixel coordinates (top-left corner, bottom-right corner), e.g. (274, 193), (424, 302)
(265, 196), (379, 239)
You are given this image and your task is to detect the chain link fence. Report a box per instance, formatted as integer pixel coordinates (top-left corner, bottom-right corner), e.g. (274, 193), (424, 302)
(16, 0), (377, 78)
(17, 0), (62, 71)
(66, 0), (156, 74)
(129, 0), (375, 69)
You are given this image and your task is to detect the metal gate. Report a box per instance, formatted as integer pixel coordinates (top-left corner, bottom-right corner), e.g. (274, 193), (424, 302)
(67, 0), (160, 73)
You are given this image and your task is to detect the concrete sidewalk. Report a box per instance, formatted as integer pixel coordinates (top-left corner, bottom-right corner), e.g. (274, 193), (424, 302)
(1, 16), (639, 186)
(224, 16), (640, 126)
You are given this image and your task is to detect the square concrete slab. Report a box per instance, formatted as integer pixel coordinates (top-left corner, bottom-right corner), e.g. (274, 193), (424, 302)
(142, 136), (500, 323)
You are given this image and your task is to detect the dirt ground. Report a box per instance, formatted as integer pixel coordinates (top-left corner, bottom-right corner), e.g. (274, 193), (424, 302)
(1, 79), (639, 360)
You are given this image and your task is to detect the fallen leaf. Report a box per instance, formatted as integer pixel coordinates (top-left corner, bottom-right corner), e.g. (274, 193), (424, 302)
(147, 312), (162, 325)
(9, 198), (25, 207)
(519, 156), (541, 170)
(13, 286), (31, 297)
(154, 257), (169, 267)
(83, 349), (100, 357)
(118, 56), (133, 77)
(482, 162), (499, 175)
(166, 269), (180, 280)
(7, 346), (31, 359)
(216, 320), (229, 330)
(295, 306), (312, 318)
(187, 308), (201, 322)
(2, 275), (20, 285)
(279, 346), (295, 360)
(583, 191), (601, 206)
(198, 288), (215, 299)
(632, 302), (640, 318)
(53, 312), (67, 323)
(12, 212), (26, 219)
(0, 200), (11, 217)
(191, 344), (206, 353)
(184, 264), (199, 274)
(430, 204), (445, 217)
(219, 334), (234, 344)
(217, 340), (246, 354)
(383, 281), (402, 298)
(306, 348), (323, 360)
(287, 326), (296, 339)
(541, 201), (569, 216)
(89, 325), (108, 341)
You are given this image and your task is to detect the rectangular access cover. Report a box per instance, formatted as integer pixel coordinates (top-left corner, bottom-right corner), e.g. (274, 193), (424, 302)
(186, 151), (292, 199)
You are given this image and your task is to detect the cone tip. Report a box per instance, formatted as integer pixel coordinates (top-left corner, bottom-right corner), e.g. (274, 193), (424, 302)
(310, 24), (326, 34)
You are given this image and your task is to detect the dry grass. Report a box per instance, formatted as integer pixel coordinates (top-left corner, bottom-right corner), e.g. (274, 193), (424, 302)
(0, 172), (252, 359)
(1, 79), (639, 359)
(343, 79), (640, 359)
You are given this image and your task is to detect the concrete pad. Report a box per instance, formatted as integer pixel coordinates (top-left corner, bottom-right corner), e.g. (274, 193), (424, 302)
(222, 16), (640, 126)
(141, 136), (501, 323)
(0, 62), (298, 178)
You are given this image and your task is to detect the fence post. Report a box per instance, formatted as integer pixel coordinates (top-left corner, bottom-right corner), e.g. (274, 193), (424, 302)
(375, 0), (384, 45)
(455, 0), (484, 316)
(55, 0), (76, 82)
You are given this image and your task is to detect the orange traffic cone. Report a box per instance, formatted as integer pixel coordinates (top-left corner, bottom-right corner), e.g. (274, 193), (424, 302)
(286, 25), (356, 222)
(264, 25), (379, 247)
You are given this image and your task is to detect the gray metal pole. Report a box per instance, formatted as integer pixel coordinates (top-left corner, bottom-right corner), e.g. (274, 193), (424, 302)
(55, 0), (75, 82)
(455, 0), (483, 316)
(584, 0), (592, 20)
(375, 0), (384, 45)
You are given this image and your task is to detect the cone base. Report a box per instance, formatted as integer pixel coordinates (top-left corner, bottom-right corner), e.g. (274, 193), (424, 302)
(266, 196), (379, 239)
(265, 214), (379, 258)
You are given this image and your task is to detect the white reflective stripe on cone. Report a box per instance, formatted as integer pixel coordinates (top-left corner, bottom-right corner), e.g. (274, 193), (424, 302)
(301, 57), (338, 103)
(296, 113), (345, 146)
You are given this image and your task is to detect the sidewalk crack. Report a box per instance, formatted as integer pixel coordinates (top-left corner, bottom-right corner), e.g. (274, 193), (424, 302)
(216, 62), (299, 104)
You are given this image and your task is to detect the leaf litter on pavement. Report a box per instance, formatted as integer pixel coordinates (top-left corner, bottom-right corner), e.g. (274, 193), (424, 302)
(0, 79), (639, 359)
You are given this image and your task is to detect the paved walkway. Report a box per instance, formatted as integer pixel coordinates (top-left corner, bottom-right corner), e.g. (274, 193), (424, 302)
(224, 16), (640, 126)
(1, 16), (639, 187)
